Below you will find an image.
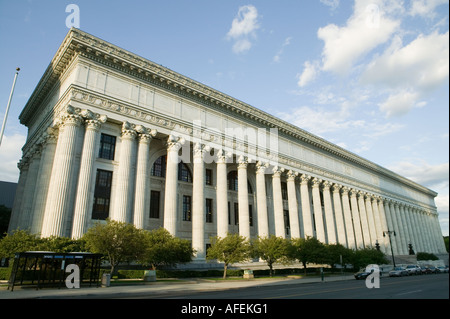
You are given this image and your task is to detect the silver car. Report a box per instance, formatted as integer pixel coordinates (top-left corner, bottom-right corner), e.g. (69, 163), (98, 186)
(389, 267), (408, 277)
(405, 264), (421, 275)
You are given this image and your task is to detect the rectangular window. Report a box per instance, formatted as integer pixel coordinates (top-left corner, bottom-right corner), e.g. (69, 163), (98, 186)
(249, 205), (253, 226)
(284, 209), (290, 235)
(149, 190), (160, 218)
(92, 169), (113, 220)
(206, 198), (213, 223)
(98, 134), (116, 160)
(281, 182), (288, 200)
(234, 202), (239, 225)
(183, 195), (192, 221)
(228, 202), (231, 225)
(205, 169), (213, 186)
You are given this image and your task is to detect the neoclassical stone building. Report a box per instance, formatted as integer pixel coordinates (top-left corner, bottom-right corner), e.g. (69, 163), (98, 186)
(9, 28), (446, 260)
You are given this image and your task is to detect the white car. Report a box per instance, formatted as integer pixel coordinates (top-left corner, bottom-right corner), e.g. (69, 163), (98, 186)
(405, 265), (421, 275)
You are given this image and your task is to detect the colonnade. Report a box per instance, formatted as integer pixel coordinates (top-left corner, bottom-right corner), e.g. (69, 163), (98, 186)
(9, 110), (447, 260)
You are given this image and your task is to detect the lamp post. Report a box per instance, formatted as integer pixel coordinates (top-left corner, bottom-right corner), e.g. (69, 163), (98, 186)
(383, 230), (396, 267)
(0, 67), (20, 147)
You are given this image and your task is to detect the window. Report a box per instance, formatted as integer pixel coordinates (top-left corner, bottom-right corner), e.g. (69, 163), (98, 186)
(228, 202), (231, 225)
(206, 198), (213, 223)
(284, 210), (290, 235)
(205, 169), (213, 186)
(149, 191), (160, 218)
(151, 155), (166, 178)
(234, 202), (239, 225)
(98, 134), (116, 160)
(178, 162), (192, 183)
(151, 155), (192, 183)
(281, 182), (288, 200)
(249, 205), (253, 226)
(92, 169), (113, 220)
(228, 171), (238, 191)
(183, 195), (192, 221)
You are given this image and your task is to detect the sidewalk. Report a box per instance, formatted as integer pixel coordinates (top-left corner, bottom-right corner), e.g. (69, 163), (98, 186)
(0, 274), (355, 299)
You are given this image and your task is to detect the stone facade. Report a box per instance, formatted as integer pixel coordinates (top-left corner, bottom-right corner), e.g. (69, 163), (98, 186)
(9, 28), (447, 259)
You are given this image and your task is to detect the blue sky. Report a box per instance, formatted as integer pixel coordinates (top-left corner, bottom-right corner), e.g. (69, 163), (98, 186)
(0, 0), (448, 235)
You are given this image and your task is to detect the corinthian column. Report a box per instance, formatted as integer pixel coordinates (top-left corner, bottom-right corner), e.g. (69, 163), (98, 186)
(349, 189), (363, 249)
(357, 191), (371, 248)
(332, 184), (346, 246)
(341, 187), (355, 249)
(41, 111), (83, 237)
(322, 181), (336, 244)
(164, 135), (185, 236)
(72, 118), (104, 239)
(300, 174), (314, 238)
(256, 161), (269, 238)
(287, 170), (300, 239)
(111, 122), (137, 223)
(216, 150), (229, 238)
(192, 143), (207, 260)
(311, 177), (326, 243)
(272, 166), (285, 238)
(133, 127), (156, 229)
(237, 156), (250, 238)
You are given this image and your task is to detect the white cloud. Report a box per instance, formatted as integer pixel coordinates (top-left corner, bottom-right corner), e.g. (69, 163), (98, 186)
(388, 161), (449, 188)
(320, 0), (340, 10)
(0, 133), (26, 182)
(297, 60), (319, 87)
(273, 37), (292, 63)
(227, 5), (260, 54)
(409, 0), (449, 18)
(362, 31), (449, 116)
(317, 0), (400, 74)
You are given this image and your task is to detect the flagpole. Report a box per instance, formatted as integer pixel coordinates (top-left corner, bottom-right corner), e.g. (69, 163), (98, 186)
(0, 67), (20, 147)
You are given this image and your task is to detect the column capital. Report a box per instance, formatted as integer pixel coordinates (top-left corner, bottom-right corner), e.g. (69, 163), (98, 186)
(166, 134), (185, 152)
(216, 149), (232, 164)
(256, 161), (269, 174)
(193, 142), (210, 160)
(299, 174), (311, 185)
(272, 166), (285, 177)
(286, 170), (298, 181)
(121, 121), (137, 140)
(322, 180), (332, 190)
(237, 155), (248, 169)
(311, 177), (322, 188)
(331, 183), (342, 193)
(341, 186), (350, 195)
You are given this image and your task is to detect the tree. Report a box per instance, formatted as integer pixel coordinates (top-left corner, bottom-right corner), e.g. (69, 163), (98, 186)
(0, 229), (42, 260)
(206, 233), (251, 279)
(0, 205), (11, 238)
(350, 248), (388, 270)
(39, 236), (86, 253)
(138, 227), (194, 270)
(252, 235), (292, 277)
(290, 236), (327, 275)
(324, 243), (353, 269)
(82, 219), (147, 275)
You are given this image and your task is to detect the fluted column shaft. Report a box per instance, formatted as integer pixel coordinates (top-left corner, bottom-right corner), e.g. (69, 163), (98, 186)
(332, 184), (346, 246)
(349, 189), (363, 249)
(216, 151), (229, 238)
(300, 175), (314, 238)
(133, 133), (153, 230)
(322, 181), (336, 244)
(311, 178), (326, 243)
(272, 167), (285, 238)
(357, 192), (371, 248)
(341, 187), (355, 249)
(382, 200), (398, 255)
(237, 157), (250, 238)
(256, 162), (269, 238)
(19, 151), (41, 230)
(30, 129), (57, 235)
(287, 171), (300, 239)
(192, 143), (206, 260)
(164, 135), (184, 236)
(112, 124), (137, 223)
(365, 195), (377, 247)
(394, 203), (408, 254)
(72, 119), (102, 239)
(41, 113), (83, 237)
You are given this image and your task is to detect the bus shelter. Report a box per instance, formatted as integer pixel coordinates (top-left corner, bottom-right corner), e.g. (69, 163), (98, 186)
(8, 251), (103, 291)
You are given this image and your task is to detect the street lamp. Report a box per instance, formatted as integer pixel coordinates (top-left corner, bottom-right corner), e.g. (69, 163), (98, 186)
(383, 230), (396, 267)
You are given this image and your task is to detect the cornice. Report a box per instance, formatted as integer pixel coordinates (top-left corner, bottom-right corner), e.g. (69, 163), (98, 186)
(19, 28), (438, 199)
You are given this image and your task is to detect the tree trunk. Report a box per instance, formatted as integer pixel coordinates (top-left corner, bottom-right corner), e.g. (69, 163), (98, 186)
(223, 263), (228, 279)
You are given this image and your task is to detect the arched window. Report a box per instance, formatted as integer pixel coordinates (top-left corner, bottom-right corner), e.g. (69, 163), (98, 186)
(151, 155), (192, 183)
(227, 171), (253, 193)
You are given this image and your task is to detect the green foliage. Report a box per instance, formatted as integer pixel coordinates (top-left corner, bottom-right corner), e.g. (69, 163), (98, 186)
(82, 219), (147, 275)
(350, 248), (388, 270)
(290, 236), (327, 274)
(0, 229), (42, 259)
(444, 236), (449, 253)
(138, 227), (194, 270)
(252, 235), (292, 277)
(416, 252), (438, 261)
(206, 233), (251, 278)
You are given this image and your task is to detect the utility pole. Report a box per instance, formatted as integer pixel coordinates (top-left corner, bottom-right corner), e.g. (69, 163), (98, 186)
(0, 67), (20, 147)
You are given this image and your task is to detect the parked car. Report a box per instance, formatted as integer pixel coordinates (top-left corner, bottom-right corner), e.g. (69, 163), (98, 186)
(389, 267), (408, 277)
(425, 266), (438, 274)
(436, 266), (448, 273)
(405, 264), (420, 275)
(354, 266), (380, 280)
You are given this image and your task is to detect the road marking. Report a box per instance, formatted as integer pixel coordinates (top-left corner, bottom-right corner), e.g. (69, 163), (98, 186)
(395, 290), (422, 296)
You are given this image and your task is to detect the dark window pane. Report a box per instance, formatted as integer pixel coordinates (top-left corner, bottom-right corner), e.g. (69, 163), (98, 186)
(92, 169), (113, 220)
(206, 198), (213, 223)
(98, 134), (116, 160)
(183, 195), (191, 221)
(150, 191), (160, 218)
